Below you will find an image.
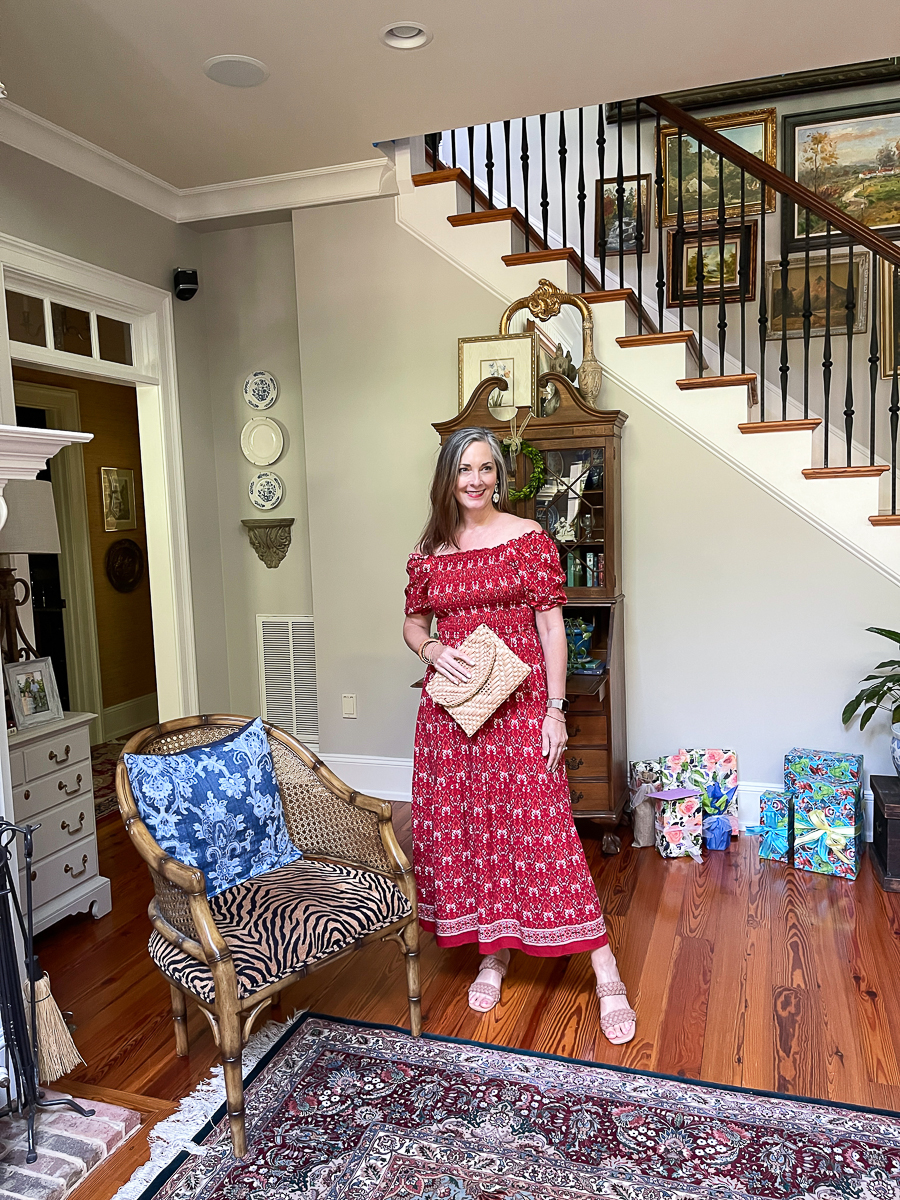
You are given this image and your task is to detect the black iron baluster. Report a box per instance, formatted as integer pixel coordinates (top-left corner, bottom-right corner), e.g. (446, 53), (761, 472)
(717, 152), (727, 374)
(616, 102), (625, 289)
(635, 100), (644, 334)
(845, 240), (856, 465)
(577, 108), (586, 293)
(503, 120), (511, 209)
(802, 209), (812, 419)
(485, 123), (494, 210)
(597, 106), (607, 287)
(558, 111), (568, 248)
(696, 135), (704, 375)
(779, 239), (790, 420)
(655, 114), (666, 330)
(450, 128), (457, 168)
(823, 225), (833, 466)
(739, 168), (746, 375)
(869, 256), (880, 464)
(676, 128), (685, 332)
(425, 132), (439, 167)
(758, 193), (767, 420)
(891, 265), (899, 513)
(521, 118), (530, 252)
(539, 113), (549, 248)
(467, 126), (476, 212)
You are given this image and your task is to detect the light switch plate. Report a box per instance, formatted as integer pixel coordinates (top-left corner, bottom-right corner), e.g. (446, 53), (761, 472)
(341, 693), (357, 719)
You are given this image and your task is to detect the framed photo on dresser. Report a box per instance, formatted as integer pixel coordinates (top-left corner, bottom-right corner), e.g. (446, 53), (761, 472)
(4, 656), (64, 730)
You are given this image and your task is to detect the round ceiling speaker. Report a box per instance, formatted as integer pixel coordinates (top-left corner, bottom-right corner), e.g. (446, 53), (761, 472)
(379, 22), (432, 49)
(203, 55), (270, 87)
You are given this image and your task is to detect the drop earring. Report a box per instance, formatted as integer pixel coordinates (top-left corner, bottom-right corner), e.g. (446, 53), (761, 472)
(493, 486), (500, 504)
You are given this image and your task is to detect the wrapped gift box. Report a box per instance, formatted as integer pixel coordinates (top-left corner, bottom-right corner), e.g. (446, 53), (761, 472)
(660, 748), (739, 847)
(629, 759), (663, 849)
(784, 747), (863, 794)
(756, 790), (792, 863)
(792, 779), (864, 879)
(655, 788), (703, 862)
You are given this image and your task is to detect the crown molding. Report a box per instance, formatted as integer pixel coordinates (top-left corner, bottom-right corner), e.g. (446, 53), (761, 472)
(0, 101), (397, 225)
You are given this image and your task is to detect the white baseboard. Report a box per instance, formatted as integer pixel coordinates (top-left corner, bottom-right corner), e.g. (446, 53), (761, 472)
(738, 781), (874, 842)
(102, 692), (159, 742)
(319, 753), (412, 803)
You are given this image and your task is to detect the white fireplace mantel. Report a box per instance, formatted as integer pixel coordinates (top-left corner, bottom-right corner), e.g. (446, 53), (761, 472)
(0, 424), (93, 529)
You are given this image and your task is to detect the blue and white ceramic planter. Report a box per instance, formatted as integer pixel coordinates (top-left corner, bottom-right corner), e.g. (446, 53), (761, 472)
(891, 722), (900, 776)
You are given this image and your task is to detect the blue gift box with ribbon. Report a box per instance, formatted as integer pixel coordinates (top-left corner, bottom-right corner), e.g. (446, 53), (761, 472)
(751, 790), (792, 863)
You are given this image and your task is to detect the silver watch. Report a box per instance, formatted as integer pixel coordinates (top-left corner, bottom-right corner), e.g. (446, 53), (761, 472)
(547, 697), (569, 714)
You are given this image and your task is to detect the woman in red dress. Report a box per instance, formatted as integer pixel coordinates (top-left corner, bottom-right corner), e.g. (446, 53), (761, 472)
(403, 427), (635, 1043)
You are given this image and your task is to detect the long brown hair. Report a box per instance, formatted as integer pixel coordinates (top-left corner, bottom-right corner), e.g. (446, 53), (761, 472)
(419, 427), (510, 555)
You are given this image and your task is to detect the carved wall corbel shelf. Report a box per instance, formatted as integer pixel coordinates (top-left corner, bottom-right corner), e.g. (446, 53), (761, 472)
(241, 517), (294, 569)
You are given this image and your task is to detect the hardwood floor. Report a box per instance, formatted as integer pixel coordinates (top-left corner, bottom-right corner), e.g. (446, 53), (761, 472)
(37, 808), (900, 1116)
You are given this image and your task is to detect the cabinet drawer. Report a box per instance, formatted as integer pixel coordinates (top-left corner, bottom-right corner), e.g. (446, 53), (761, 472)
(15, 763), (92, 822)
(23, 837), (98, 909)
(30, 797), (97, 864)
(24, 728), (91, 783)
(564, 749), (609, 777)
(9, 748), (25, 789)
(567, 714), (607, 746)
(569, 780), (611, 810)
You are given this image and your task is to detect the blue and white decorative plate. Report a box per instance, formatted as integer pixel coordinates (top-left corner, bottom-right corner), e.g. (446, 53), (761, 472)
(243, 370), (278, 410)
(248, 472), (284, 510)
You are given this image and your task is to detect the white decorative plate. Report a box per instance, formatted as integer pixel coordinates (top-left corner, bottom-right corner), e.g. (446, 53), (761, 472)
(241, 417), (284, 465)
(243, 370), (278, 410)
(248, 472), (284, 510)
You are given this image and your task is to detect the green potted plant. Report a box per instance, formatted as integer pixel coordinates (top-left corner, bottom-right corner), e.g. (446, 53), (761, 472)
(842, 626), (900, 774)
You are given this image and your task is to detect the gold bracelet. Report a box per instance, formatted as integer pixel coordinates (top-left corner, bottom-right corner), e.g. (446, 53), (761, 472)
(418, 638), (440, 664)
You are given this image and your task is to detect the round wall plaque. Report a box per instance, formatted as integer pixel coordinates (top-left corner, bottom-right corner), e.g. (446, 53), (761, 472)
(105, 538), (145, 593)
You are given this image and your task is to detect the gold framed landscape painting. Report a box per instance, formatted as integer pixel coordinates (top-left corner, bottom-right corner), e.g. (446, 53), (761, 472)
(666, 222), (758, 308)
(659, 108), (777, 225)
(458, 332), (539, 416)
(765, 251), (869, 340)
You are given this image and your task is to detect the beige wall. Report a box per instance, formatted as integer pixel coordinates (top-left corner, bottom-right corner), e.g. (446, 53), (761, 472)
(292, 197), (505, 757)
(0, 141), (229, 711)
(198, 220), (312, 717)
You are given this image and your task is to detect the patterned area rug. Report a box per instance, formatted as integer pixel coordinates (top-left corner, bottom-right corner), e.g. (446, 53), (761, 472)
(92, 736), (130, 821)
(117, 1014), (900, 1200)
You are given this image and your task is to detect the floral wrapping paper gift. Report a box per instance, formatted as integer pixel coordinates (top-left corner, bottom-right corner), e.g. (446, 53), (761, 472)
(660, 748), (739, 850)
(654, 788), (703, 862)
(784, 747), (864, 880)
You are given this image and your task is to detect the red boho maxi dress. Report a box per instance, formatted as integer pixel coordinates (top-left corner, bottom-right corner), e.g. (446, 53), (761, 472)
(405, 528), (608, 957)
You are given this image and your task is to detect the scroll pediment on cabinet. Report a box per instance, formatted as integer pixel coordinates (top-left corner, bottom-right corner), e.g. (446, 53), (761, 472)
(433, 373), (627, 439)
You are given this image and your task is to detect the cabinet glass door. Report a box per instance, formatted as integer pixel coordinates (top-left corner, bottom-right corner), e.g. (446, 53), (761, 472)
(534, 447), (604, 590)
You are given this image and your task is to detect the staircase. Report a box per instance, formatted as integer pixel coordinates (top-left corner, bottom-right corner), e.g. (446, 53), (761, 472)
(382, 95), (900, 587)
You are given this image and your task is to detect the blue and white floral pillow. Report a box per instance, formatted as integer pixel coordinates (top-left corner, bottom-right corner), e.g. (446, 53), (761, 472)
(125, 718), (301, 898)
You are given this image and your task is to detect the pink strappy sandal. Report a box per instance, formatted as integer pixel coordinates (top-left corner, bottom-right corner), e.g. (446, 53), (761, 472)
(468, 954), (508, 1012)
(596, 980), (636, 1044)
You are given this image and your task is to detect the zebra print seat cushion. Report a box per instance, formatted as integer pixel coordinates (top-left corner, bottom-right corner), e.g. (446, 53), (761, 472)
(148, 859), (412, 1002)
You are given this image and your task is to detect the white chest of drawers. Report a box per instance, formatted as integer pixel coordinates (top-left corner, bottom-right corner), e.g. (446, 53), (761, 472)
(8, 711), (112, 934)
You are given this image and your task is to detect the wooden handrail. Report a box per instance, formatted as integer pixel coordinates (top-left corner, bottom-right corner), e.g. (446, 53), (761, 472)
(646, 94), (900, 268)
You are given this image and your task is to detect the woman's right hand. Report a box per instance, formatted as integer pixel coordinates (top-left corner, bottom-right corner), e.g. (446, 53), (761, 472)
(427, 643), (475, 684)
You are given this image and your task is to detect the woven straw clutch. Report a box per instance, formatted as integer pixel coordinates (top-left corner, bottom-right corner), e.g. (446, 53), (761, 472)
(425, 624), (531, 737)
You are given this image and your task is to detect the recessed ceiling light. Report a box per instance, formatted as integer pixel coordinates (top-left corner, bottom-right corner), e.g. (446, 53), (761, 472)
(379, 21), (432, 50)
(203, 55), (270, 87)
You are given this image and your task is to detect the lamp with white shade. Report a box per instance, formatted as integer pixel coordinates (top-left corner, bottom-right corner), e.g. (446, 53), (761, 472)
(0, 480), (61, 664)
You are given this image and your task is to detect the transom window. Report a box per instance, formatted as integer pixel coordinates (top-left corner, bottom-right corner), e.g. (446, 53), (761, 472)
(6, 288), (133, 367)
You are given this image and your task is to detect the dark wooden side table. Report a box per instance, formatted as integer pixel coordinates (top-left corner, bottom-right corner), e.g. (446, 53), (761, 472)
(870, 774), (900, 892)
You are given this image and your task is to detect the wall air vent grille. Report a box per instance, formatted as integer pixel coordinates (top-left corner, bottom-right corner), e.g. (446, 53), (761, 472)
(256, 614), (319, 744)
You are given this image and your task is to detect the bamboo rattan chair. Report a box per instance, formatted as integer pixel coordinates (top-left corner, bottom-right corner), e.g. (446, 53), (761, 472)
(115, 714), (420, 1157)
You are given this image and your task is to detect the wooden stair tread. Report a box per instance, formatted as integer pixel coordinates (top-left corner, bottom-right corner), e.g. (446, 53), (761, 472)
(412, 168), (465, 187)
(448, 208), (518, 227)
(802, 465), (890, 478)
(617, 332), (695, 347)
(870, 514), (900, 525)
(582, 289), (638, 304)
(677, 373), (756, 390)
(739, 419), (822, 433)
(502, 247), (579, 265)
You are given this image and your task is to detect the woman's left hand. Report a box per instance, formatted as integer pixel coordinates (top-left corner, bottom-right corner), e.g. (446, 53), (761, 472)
(541, 712), (568, 772)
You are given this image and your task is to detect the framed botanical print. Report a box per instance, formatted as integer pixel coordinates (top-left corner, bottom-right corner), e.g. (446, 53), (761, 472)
(879, 257), (900, 377)
(458, 332), (539, 416)
(100, 466), (137, 532)
(783, 100), (900, 252)
(659, 108), (777, 225)
(666, 221), (758, 308)
(595, 174), (652, 256)
(4, 656), (64, 729)
(764, 251), (869, 340)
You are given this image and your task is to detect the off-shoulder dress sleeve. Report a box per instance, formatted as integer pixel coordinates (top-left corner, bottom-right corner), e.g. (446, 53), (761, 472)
(404, 553), (432, 615)
(519, 530), (567, 611)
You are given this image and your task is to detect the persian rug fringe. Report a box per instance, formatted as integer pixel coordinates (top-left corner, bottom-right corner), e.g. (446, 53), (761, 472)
(111, 1010), (306, 1200)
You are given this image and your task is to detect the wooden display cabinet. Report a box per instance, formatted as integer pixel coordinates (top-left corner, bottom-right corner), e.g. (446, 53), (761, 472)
(434, 371), (628, 826)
